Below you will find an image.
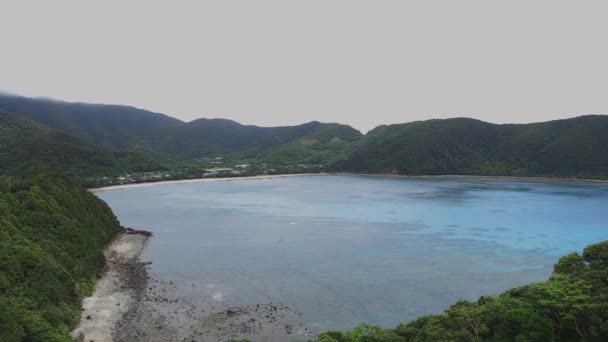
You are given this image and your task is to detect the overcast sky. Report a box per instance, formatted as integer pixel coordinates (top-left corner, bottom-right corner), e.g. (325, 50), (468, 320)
(1, 1), (607, 132)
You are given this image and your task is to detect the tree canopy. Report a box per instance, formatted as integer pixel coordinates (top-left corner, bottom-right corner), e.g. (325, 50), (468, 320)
(0, 175), (122, 341)
(311, 241), (608, 342)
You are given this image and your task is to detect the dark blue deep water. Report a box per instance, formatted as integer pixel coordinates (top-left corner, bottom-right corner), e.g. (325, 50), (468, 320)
(96, 175), (608, 330)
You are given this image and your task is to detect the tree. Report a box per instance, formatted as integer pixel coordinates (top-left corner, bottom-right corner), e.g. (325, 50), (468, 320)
(445, 301), (489, 342)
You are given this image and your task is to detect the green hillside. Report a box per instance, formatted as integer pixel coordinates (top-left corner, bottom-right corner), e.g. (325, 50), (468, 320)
(245, 122), (362, 165)
(0, 110), (164, 177)
(163, 119), (361, 159)
(0, 95), (363, 163)
(337, 116), (608, 179)
(0, 93), (182, 150)
(2, 94), (607, 180)
(0, 175), (123, 341)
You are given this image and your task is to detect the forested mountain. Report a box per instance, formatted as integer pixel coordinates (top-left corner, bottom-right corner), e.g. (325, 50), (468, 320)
(242, 122), (362, 165)
(1, 93), (607, 179)
(0, 93), (182, 150)
(337, 116), (608, 179)
(162, 119), (362, 158)
(0, 94), (362, 160)
(0, 110), (164, 177)
(0, 175), (123, 341)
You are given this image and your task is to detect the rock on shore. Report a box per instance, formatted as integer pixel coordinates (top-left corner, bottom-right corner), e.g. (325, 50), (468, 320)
(72, 229), (314, 342)
(71, 231), (150, 342)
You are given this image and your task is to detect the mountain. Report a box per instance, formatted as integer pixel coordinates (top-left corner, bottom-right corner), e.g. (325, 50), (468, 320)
(0, 175), (123, 341)
(162, 119), (361, 159)
(244, 122), (362, 165)
(0, 93), (183, 150)
(0, 110), (164, 177)
(0, 94), (363, 162)
(2, 93), (607, 180)
(337, 116), (608, 179)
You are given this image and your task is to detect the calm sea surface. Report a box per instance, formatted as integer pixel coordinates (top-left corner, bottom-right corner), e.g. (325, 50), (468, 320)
(96, 175), (608, 330)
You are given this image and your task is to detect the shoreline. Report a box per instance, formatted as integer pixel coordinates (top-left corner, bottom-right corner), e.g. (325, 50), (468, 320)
(91, 172), (608, 193)
(91, 173), (328, 192)
(71, 230), (150, 342)
(72, 229), (314, 342)
(338, 173), (608, 184)
(78, 172), (607, 340)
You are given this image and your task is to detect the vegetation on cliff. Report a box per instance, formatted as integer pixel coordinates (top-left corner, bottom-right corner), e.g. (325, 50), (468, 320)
(0, 175), (122, 341)
(311, 240), (608, 342)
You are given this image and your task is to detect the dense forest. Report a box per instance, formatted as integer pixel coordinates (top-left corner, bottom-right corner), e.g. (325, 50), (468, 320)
(0, 110), (164, 177)
(0, 94), (362, 161)
(311, 241), (608, 342)
(0, 175), (123, 341)
(337, 116), (608, 179)
(237, 122), (361, 165)
(1, 94), (607, 180)
(0, 93), (182, 150)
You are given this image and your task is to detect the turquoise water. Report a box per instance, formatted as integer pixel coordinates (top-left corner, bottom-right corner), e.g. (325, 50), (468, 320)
(97, 175), (608, 330)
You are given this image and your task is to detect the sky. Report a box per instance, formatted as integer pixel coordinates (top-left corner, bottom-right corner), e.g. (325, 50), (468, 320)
(1, 1), (607, 132)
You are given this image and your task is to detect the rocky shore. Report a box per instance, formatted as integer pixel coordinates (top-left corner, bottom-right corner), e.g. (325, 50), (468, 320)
(72, 229), (314, 342)
(71, 230), (150, 342)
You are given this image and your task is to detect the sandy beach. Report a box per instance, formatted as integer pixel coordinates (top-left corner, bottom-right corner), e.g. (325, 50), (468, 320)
(91, 173), (328, 192)
(91, 172), (608, 194)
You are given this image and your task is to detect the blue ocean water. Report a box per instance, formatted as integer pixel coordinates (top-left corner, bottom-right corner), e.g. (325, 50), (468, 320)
(96, 175), (608, 330)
